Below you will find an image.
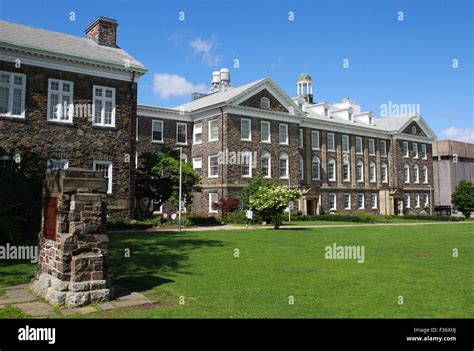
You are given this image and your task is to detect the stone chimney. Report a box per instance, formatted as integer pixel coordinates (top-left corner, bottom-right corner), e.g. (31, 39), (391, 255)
(85, 17), (118, 48)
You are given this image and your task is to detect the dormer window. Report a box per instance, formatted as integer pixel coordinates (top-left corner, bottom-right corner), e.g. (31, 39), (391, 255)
(260, 97), (270, 110)
(411, 126), (417, 135)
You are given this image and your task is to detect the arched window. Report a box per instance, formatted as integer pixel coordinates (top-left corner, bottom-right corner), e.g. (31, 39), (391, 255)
(356, 160), (364, 182)
(279, 152), (288, 178)
(328, 158), (336, 181)
(312, 156), (320, 180)
(343, 159), (350, 182)
(422, 165), (428, 183)
(299, 154), (304, 180)
(413, 164), (419, 183)
(404, 163), (410, 183)
(261, 151), (271, 178)
(381, 162), (388, 183)
(411, 125), (417, 135)
(369, 161), (376, 182)
(260, 97), (270, 110)
(241, 149), (252, 177)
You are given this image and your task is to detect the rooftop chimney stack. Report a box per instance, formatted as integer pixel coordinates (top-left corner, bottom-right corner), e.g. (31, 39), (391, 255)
(219, 68), (230, 90)
(210, 71), (221, 93)
(85, 17), (118, 48)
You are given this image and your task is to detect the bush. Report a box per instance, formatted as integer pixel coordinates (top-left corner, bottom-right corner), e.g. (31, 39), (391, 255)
(187, 216), (221, 226)
(107, 219), (154, 230)
(222, 210), (246, 224)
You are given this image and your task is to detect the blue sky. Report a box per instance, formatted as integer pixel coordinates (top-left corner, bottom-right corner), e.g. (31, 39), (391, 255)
(1, 0), (473, 141)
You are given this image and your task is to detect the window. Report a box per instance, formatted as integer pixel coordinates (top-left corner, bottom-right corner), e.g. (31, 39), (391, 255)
(411, 125), (417, 135)
(93, 161), (113, 194)
(421, 144), (427, 159)
(371, 193), (377, 209)
(152, 201), (163, 214)
(403, 141), (409, 158)
(299, 155), (304, 180)
(356, 160), (364, 182)
(422, 165), (428, 183)
(344, 193), (351, 209)
(0, 71), (26, 118)
(369, 161), (376, 182)
(209, 193), (218, 213)
(193, 123), (203, 144)
(358, 194), (365, 209)
(413, 164), (419, 183)
(93, 86), (115, 127)
(261, 151), (271, 178)
(312, 130), (320, 150)
(404, 193), (411, 208)
(241, 149), (252, 177)
(209, 119), (219, 142)
(343, 159), (350, 182)
(260, 97), (270, 110)
(356, 137), (363, 154)
(177, 123), (187, 144)
(380, 140), (387, 157)
(381, 163), (388, 183)
(299, 128), (304, 148)
(279, 152), (288, 178)
(261, 121), (271, 143)
(327, 132), (335, 151)
(423, 193), (429, 207)
(415, 193), (420, 208)
(342, 135), (349, 153)
(413, 142), (418, 159)
(47, 79), (73, 122)
(47, 159), (69, 173)
(193, 157), (202, 173)
(404, 163), (410, 183)
(279, 124), (288, 144)
(312, 156), (320, 180)
(152, 120), (163, 142)
(208, 155), (219, 178)
(241, 118), (251, 141)
(328, 158), (336, 181)
(0, 156), (13, 169)
(368, 139), (375, 155)
(329, 193), (337, 210)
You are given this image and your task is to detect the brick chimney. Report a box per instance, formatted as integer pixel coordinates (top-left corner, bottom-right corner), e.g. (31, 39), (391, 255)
(85, 17), (118, 48)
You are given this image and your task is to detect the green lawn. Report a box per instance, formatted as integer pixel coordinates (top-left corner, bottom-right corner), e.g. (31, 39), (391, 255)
(1, 223), (473, 318)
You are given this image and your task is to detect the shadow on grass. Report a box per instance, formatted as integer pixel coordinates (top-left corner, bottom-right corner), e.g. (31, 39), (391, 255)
(107, 231), (224, 293)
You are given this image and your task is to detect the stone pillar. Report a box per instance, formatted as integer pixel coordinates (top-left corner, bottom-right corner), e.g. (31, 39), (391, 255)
(31, 168), (110, 308)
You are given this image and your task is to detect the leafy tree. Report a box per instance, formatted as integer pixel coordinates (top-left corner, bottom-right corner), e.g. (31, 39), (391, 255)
(451, 180), (474, 218)
(249, 185), (301, 229)
(241, 173), (278, 210)
(215, 197), (240, 216)
(135, 148), (202, 219)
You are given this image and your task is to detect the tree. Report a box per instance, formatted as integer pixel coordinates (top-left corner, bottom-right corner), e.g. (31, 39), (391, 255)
(135, 148), (202, 219)
(451, 180), (474, 218)
(215, 198), (240, 216)
(249, 185), (301, 229)
(241, 173), (278, 210)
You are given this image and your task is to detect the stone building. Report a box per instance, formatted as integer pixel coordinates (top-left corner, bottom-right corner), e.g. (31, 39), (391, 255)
(137, 71), (437, 216)
(0, 17), (148, 218)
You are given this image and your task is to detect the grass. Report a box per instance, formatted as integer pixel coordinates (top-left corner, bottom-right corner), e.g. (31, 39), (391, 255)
(0, 222), (472, 318)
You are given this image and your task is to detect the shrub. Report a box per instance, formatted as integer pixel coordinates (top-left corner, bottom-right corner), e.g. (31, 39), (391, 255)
(451, 180), (474, 218)
(187, 216), (221, 226)
(222, 210), (246, 224)
(215, 198), (240, 216)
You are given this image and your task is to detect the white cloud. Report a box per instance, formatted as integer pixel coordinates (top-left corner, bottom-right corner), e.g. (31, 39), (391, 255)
(152, 73), (207, 99)
(441, 126), (474, 143)
(189, 36), (223, 67)
(189, 37), (214, 54)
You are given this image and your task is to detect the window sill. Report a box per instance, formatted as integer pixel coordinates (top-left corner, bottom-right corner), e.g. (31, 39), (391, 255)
(176, 142), (188, 146)
(0, 114), (26, 121)
(208, 139), (219, 143)
(241, 139), (252, 142)
(208, 176), (219, 179)
(92, 125), (117, 130)
(151, 141), (164, 144)
(47, 120), (74, 126)
(261, 141), (271, 144)
(193, 141), (203, 145)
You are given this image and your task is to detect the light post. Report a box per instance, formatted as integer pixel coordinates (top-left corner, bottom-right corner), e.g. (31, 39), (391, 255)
(174, 147), (183, 232)
(288, 169), (291, 222)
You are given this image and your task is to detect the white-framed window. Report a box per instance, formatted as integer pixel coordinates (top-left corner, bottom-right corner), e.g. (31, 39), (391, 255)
(342, 135), (350, 153)
(312, 156), (320, 180)
(279, 152), (289, 178)
(404, 163), (410, 183)
(356, 160), (364, 182)
(152, 120), (163, 142)
(261, 121), (271, 143)
(93, 86), (115, 127)
(369, 161), (376, 182)
(327, 132), (335, 151)
(241, 118), (251, 141)
(344, 193), (351, 209)
(176, 122), (187, 144)
(193, 157), (202, 173)
(415, 193), (420, 208)
(371, 193), (378, 209)
(356, 137), (363, 154)
(260, 97), (270, 110)
(421, 144), (427, 159)
(47, 159), (69, 173)
(380, 140), (387, 157)
(368, 139), (375, 155)
(241, 149), (252, 177)
(413, 142), (418, 159)
(261, 151), (271, 178)
(329, 193), (337, 210)
(299, 154), (304, 180)
(93, 160), (113, 194)
(0, 71), (26, 118)
(423, 193), (429, 207)
(381, 162), (388, 183)
(208, 155), (219, 178)
(152, 200), (163, 214)
(343, 160), (350, 182)
(312, 130), (320, 150)
(209, 192), (218, 213)
(411, 125), (417, 135)
(328, 158), (336, 181)
(404, 193), (411, 208)
(279, 124), (288, 145)
(209, 119), (219, 142)
(47, 79), (73, 122)
(422, 165), (428, 183)
(193, 123), (203, 144)
(413, 164), (420, 183)
(403, 141), (409, 158)
(0, 156), (13, 168)
(299, 128), (304, 148)
(358, 193), (365, 209)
